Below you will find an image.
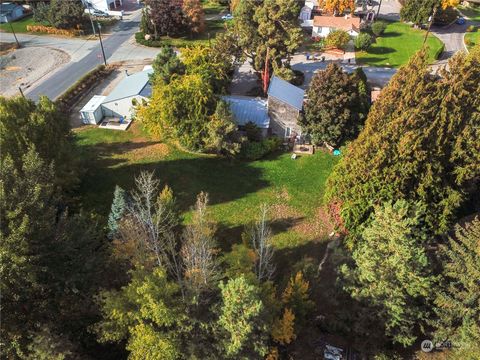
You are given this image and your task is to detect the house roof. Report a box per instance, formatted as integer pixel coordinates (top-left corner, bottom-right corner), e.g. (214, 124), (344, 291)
(313, 15), (361, 32)
(81, 95), (106, 112)
(0, 2), (22, 15)
(267, 76), (305, 111)
(102, 69), (153, 104)
(222, 96), (270, 129)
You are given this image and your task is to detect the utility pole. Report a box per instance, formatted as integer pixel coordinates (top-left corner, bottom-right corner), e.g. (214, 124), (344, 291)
(7, 18), (20, 48)
(87, 4), (96, 36)
(97, 22), (107, 66)
(423, 6), (438, 45)
(376, 0), (383, 17)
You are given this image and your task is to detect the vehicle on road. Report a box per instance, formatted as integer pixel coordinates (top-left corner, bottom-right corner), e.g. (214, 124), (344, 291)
(92, 10), (110, 18)
(456, 17), (466, 25)
(221, 14), (233, 21)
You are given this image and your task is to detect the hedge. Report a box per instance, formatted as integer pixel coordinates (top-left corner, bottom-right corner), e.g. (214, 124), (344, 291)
(56, 64), (115, 111)
(433, 42), (445, 60)
(26, 25), (83, 37)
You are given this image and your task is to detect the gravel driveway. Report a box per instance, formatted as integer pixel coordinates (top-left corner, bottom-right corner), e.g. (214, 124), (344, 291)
(0, 46), (70, 97)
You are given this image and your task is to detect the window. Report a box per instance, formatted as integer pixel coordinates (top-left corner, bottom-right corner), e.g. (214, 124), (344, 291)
(285, 127), (292, 138)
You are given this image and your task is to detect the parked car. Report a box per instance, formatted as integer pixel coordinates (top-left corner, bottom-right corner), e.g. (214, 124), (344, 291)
(456, 16), (466, 25)
(221, 13), (233, 21)
(92, 10), (109, 18)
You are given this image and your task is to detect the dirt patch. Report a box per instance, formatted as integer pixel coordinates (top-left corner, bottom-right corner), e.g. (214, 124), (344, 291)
(0, 46), (70, 97)
(293, 207), (335, 239)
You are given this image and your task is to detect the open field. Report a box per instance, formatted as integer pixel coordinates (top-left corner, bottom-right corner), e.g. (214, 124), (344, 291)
(75, 124), (338, 250)
(356, 22), (444, 67)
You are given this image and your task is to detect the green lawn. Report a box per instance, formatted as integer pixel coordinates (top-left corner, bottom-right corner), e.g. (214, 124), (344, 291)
(75, 124), (338, 250)
(465, 30), (480, 49)
(356, 22), (444, 67)
(0, 15), (39, 33)
(202, 0), (228, 15)
(459, 5), (480, 21)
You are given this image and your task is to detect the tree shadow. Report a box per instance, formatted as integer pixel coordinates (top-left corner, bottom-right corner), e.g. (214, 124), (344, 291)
(381, 31), (402, 38)
(366, 46), (396, 55)
(77, 139), (278, 217)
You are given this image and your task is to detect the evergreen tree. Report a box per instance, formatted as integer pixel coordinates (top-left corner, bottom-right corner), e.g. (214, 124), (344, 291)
(49, 0), (85, 29)
(218, 276), (270, 358)
(301, 63), (368, 147)
(325, 48), (480, 238)
(434, 217), (480, 359)
(108, 185), (127, 239)
(151, 46), (185, 84)
(205, 100), (241, 157)
(400, 0), (460, 25)
(341, 200), (436, 346)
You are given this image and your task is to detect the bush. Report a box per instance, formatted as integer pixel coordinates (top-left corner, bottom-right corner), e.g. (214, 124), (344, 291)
(371, 21), (387, 36)
(240, 137), (282, 160)
(26, 25), (83, 36)
(355, 33), (373, 50)
(466, 25), (477, 33)
(324, 30), (350, 50)
(244, 122), (262, 142)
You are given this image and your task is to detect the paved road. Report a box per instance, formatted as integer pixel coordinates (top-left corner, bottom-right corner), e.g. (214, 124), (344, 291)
(24, 9), (145, 101)
(431, 22), (469, 61)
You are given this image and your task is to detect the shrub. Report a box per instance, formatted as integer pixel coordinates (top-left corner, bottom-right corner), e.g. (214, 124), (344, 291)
(355, 33), (373, 50)
(27, 25), (83, 36)
(240, 137), (282, 160)
(244, 122), (262, 142)
(466, 25), (477, 33)
(324, 30), (350, 50)
(371, 21), (387, 36)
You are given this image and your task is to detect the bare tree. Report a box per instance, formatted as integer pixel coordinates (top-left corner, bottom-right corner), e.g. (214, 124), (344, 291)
(181, 192), (219, 298)
(250, 205), (275, 282)
(121, 171), (178, 269)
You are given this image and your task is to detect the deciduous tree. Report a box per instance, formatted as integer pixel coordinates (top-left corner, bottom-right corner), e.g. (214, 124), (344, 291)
(301, 63), (368, 147)
(324, 0), (355, 15)
(183, 0), (205, 35)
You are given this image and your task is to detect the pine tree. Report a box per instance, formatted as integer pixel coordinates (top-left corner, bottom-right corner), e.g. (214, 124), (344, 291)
(341, 200), (435, 347)
(434, 217), (480, 359)
(151, 46), (185, 84)
(301, 63), (368, 147)
(108, 185), (127, 239)
(325, 48), (480, 238)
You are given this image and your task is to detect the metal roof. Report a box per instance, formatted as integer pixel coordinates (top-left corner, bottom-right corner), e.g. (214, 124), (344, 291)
(0, 3), (21, 14)
(222, 96), (270, 129)
(102, 69), (153, 104)
(267, 76), (305, 111)
(80, 95), (106, 112)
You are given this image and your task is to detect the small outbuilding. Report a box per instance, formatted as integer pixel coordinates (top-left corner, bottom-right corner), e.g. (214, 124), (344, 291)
(0, 3), (24, 23)
(80, 95), (106, 125)
(267, 76), (305, 138)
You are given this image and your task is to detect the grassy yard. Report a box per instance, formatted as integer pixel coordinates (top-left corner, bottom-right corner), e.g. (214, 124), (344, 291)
(202, 0), (228, 15)
(459, 5), (480, 21)
(75, 124), (338, 251)
(465, 30), (480, 49)
(356, 22), (444, 67)
(0, 15), (39, 33)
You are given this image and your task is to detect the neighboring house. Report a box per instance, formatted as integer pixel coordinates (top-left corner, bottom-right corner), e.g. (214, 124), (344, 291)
(222, 96), (270, 137)
(83, 0), (123, 12)
(267, 76), (305, 138)
(0, 3), (24, 23)
(312, 15), (361, 37)
(80, 68), (153, 125)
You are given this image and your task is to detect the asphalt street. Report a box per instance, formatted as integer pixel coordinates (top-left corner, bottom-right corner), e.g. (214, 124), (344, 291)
(24, 8), (143, 101)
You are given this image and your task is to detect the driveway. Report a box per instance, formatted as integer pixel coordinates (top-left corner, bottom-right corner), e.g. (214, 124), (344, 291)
(431, 22), (469, 62)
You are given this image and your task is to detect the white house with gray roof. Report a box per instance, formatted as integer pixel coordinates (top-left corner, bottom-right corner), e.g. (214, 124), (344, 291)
(80, 68), (153, 126)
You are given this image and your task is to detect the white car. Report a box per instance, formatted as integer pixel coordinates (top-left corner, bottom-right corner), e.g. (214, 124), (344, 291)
(221, 14), (234, 21)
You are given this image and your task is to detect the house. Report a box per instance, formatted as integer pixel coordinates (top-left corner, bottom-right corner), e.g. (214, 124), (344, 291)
(312, 15), (361, 37)
(267, 76), (305, 138)
(80, 68), (153, 127)
(0, 3), (24, 23)
(222, 96), (270, 137)
(83, 0), (123, 13)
